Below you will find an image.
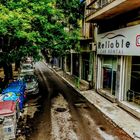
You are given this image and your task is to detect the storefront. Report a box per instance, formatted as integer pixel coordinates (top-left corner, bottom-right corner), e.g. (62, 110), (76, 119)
(99, 55), (117, 95)
(97, 55), (121, 102)
(124, 56), (140, 105)
(72, 53), (80, 77)
(81, 52), (90, 81)
(96, 24), (140, 116)
(66, 54), (71, 73)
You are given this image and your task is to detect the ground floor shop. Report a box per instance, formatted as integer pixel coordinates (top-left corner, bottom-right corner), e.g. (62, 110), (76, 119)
(57, 51), (95, 90)
(96, 24), (140, 118)
(72, 53), (80, 77)
(97, 55), (120, 101)
(97, 55), (140, 117)
(81, 52), (90, 81)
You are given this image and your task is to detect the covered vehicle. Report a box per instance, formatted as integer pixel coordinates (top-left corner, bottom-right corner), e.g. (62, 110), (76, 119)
(2, 80), (26, 110)
(18, 73), (39, 95)
(20, 63), (34, 74)
(0, 101), (19, 140)
(2, 92), (18, 102)
(21, 56), (34, 65)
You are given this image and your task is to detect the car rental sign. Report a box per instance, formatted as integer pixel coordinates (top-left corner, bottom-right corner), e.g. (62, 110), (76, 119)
(97, 24), (140, 56)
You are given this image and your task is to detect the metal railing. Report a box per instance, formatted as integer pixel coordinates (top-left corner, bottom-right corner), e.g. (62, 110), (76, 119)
(86, 0), (115, 18)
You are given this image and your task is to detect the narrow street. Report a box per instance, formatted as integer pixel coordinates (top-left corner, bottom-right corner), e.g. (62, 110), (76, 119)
(19, 61), (132, 140)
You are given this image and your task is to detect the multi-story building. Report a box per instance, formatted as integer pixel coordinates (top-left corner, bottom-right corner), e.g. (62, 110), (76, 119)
(79, 0), (96, 89)
(59, 0), (96, 90)
(86, 0), (140, 118)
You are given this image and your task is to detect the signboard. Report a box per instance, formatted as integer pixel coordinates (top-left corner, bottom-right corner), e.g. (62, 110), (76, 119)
(97, 24), (140, 56)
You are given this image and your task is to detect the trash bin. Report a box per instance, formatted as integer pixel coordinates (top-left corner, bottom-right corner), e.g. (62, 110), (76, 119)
(0, 101), (19, 140)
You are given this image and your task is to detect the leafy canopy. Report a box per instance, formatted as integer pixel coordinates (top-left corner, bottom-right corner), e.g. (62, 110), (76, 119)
(0, 0), (82, 63)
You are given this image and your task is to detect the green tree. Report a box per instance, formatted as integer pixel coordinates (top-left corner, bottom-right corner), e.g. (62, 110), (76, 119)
(0, 0), (83, 80)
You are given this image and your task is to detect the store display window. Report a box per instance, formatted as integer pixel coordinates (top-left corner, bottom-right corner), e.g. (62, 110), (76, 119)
(127, 56), (140, 105)
(101, 56), (117, 95)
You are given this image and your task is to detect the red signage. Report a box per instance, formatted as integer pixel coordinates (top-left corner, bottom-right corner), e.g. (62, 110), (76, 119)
(136, 35), (140, 47)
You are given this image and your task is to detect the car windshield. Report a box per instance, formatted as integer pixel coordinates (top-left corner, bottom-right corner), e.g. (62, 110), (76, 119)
(22, 65), (33, 70)
(21, 75), (36, 83)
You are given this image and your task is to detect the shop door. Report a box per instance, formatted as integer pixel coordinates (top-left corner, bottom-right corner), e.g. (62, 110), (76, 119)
(82, 53), (90, 81)
(72, 54), (79, 77)
(102, 56), (117, 95)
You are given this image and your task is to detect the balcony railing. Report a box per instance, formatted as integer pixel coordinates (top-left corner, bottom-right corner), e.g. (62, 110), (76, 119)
(86, 0), (115, 18)
(87, 0), (114, 9)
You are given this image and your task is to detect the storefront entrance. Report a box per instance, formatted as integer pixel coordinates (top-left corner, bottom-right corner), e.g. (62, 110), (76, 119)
(126, 56), (140, 105)
(72, 54), (79, 77)
(66, 54), (71, 72)
(98, 55), (117, 96)
(81, 52), (90, 81)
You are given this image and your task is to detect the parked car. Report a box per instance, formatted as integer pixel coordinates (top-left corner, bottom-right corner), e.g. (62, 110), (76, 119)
(21, 57), (35, 66)
(18, 73), (39, 95)
(20, 63), (34, 74)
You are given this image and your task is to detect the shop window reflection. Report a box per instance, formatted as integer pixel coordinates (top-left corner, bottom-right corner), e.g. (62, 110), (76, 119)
(127, 56), (140, 105)
(103, 67), (112, 91)
(102, 56), (117, 95)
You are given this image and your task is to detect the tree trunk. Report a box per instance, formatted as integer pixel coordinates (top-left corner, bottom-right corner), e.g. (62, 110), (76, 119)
(15, 61), (20, 71)
(3, 63), (13, 81)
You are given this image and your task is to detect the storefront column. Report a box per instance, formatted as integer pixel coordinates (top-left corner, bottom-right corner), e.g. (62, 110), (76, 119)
(94, 52), (97, 89)
(60, 57), (62, 69)
(64, 56), (67, 72)
(88, 52), (93, 88)
(115, 56), (124, 101)
(70, 53), (73, 75)
(122, 56), (132, 101)
(79, 54), (82, 80)
(97, 56), (102, 90)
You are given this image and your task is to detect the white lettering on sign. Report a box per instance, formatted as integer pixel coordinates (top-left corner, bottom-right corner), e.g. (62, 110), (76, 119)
(97, 24), (140, 56)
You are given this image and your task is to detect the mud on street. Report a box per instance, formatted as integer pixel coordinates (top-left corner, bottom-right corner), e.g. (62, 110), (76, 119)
(17, 62), (133, 140)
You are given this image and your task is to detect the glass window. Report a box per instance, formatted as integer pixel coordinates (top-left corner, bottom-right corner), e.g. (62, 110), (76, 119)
(127, 56), (140, 105)
(102, 56), (117, 95)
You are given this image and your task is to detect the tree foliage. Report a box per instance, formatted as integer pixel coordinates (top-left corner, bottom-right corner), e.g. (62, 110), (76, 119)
(0, 0), (83, 76)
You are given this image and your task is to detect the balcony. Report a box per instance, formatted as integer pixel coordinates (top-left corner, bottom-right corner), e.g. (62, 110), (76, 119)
(86, 0), (140, 22)
(80, 36), (93, 42)
(80, 22), (94, 41)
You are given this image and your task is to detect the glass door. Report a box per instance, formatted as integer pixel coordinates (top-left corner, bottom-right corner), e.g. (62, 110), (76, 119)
(102, 56), (117, 95)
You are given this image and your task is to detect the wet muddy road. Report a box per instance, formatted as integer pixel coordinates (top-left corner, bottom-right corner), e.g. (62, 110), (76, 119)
(20, 62), (132, 140)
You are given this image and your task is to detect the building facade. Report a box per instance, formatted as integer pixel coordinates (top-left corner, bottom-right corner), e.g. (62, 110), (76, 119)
(60, 0), (96, 90)
(86, 0), (140, 118)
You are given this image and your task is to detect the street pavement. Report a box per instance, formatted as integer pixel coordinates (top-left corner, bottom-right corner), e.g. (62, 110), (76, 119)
(46, 62), (140, 140)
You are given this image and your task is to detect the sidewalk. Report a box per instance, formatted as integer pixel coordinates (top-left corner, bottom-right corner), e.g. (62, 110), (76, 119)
(49, 65), (140, 140)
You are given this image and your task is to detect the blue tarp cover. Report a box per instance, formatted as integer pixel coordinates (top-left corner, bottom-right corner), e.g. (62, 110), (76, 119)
(2, 80), (26, 95)
(1, 80), (26, 110)
(2, 92), (18, 101)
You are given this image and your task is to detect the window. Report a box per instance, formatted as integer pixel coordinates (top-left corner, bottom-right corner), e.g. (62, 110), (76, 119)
(127, 56), (140, 105)
(101, 56), (117, 95)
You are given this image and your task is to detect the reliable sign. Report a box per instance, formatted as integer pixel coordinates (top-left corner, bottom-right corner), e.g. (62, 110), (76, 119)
(97, 24), (140, 56)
